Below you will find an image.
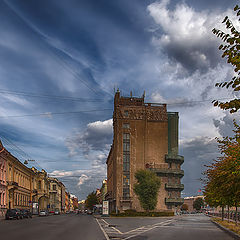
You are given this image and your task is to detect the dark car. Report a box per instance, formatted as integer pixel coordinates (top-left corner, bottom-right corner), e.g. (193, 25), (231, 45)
(5, 209), (21, 220)
(21, 209), (32, 218)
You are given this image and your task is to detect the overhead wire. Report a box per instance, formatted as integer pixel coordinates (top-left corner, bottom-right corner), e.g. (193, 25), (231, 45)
(0, 89), (105, 102)
(3, 0), (113, 98)
(0, 135), (43, 170)
(0, 108), (113, 118)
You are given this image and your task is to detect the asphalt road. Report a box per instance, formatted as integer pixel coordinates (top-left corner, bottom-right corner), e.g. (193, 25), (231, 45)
(0, 213), (106, 240)
(98, 214), (235, 240)
(0, 213), (235, 240)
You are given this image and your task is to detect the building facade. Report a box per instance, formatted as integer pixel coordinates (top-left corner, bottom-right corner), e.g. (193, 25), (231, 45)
(48, 177), (61, 211)
(4, 148), (33, 210)
(0, 141), (7, 216)
(106, 91), (184, 213)
(59, 182), (66, 212)
(184, 195), (205, 212)
(31, 168), (50, 213)
(65, 191), (70, 212)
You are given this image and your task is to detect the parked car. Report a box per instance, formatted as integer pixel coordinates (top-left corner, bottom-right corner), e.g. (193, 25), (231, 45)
(86, 209), (93, 215)
(5, 209), (21, 220)
(54, 209), (60, 215)
(39, 210), (49, 217)
(15, 209), (24, 219)
(21, 209), (32, 218)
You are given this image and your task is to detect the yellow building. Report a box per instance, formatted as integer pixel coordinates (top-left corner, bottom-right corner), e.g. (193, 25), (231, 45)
(4, 149), (33, 210)
(31, 168), (50, 212)
(48, 177), (61, 211)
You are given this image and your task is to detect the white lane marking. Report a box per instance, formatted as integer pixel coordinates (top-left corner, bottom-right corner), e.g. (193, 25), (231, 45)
(102, 219), (110, 225)
(123, 219), (173, 235)
(96, 218), (110, 240)
(101, 218), (123, 234)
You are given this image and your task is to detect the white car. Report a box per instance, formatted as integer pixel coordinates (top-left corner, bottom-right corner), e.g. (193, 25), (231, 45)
(39, 210), (49, 216)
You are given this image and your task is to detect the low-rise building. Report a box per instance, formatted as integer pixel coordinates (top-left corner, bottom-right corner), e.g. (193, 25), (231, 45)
(183, 195), (204, 212)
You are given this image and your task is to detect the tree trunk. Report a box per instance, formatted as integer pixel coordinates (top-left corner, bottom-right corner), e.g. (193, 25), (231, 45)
(228, 205), (230, 222)
(221, 206), (224, 221)
(236, 206), (238, 225)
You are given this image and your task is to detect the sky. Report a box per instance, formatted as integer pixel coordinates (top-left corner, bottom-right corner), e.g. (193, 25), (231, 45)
(0, 0), (239, 200)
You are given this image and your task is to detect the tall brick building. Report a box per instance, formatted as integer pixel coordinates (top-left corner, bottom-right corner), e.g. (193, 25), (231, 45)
(106, 91), (184, 213)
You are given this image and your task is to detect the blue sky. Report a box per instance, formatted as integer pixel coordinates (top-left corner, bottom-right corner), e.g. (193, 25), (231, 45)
(0, 0), (239, 199)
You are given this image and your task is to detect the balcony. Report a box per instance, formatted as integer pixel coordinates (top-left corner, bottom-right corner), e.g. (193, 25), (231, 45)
(7, 181), (18, 190)
(165, 154), (184, 165)
(150, 168), (184, 177)
(120, 197), (132, 202)
(165, 183), (184, 190)
(165, 198), (184, 205)
(8, 181), (18, 186)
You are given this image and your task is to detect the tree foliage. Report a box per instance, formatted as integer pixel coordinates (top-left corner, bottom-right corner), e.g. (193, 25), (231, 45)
(203, 120), (240, 222)
(181, 203), (188, 211)
(193, 198), (204, 211)
(134, 169), (161, 211)
(212, 5), (240, 113)
(85, 191), (98, 210)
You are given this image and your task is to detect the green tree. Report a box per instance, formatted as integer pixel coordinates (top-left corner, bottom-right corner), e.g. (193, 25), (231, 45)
(181, 203), (188, 211)
(212, 5), (240, 113)
(204, 120), (240, 223)
(85, 191), (98, 210)
(133, 169), (161, 211)
(193, 197), (204, 211)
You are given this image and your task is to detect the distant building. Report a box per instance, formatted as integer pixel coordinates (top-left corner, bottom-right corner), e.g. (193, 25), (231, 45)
(31, 168), (50, 212)
(71, 195), (78, 210)
(0, 141), (7, 216)
(59, 182), (65, 213)
(106, 91), (184, 213)
(48, 177), (62, 211)
(65, 191), (70, 212)
(184, 195), (205, 212)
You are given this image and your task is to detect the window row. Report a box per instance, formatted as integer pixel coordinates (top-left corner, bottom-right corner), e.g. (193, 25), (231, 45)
(0, 192), (6, 206)
(14, 193), (30, 207)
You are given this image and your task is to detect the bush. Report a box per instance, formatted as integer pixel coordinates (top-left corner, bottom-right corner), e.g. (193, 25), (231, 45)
(110, 211), (174, 217)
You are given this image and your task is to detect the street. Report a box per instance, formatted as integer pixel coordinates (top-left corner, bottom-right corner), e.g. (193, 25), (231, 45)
(0, 213), (106, 240)
(98, 214), (235, 240)
(0, 213), (235, 240)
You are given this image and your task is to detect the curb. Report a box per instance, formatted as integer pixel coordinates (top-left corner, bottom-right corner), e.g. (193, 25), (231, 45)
(211, 219), (240, 239)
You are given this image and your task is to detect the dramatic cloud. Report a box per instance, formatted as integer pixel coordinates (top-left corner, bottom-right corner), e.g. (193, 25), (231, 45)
(180, 136), (218, 196)
(147, 0), (238, 73)
(65, 119), (113, 156)
(213, 112), (240, 138)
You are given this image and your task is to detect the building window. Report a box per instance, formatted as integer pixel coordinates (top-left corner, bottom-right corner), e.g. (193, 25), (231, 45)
(123, 133), (130, 199)
(123, 123), (130, 129)
(124, 110), (129, 117)
(53, 184), (56, 190)
(38, 180), (41, 190)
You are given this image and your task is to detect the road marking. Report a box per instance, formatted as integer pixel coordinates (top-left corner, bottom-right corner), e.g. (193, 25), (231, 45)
(101, 218), (123, 234)
(123, 219), (174, 239)
(96, 218), (110, 240)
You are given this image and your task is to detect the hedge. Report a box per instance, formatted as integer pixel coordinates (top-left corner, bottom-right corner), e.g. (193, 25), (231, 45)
(110, 210), (174, 217)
